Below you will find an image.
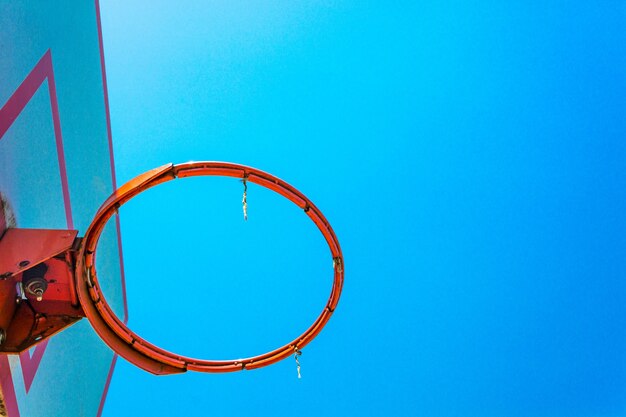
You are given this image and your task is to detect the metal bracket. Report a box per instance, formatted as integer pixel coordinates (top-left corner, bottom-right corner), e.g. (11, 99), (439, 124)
(0, 228), (85, 353)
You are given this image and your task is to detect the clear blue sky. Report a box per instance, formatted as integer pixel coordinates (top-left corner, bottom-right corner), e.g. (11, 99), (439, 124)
(99, 2), (626, 416)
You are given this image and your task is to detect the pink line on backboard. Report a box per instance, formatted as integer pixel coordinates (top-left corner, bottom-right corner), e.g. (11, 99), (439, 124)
(0, 50), (73, 230)
(95, 0), (128, 325)
(0, 356), (18, 417)
(18, 341), (48, 393)
(95, 0), (129, 415)
(0, 48), (75, 415)
(0, 2), (128, 415)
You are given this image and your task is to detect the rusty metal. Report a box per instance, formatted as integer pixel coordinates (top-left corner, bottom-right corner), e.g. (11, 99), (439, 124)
(0, 161), (343, 374)
(75, 162), (344, 375)
(0, 229), (77, 279)
(0, 229), (84, 352)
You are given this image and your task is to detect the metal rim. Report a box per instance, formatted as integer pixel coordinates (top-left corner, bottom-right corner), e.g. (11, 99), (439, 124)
(75, 161), (343, 375)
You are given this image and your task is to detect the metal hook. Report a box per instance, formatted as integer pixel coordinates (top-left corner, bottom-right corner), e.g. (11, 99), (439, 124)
(333, 257), (343, 274)
(294, 346), (302, 379)
(242, 175), (248, 221)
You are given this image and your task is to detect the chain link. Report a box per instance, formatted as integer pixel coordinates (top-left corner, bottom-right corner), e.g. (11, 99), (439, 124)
(242, 176), (248, 221)
(294, 347), (302, 379)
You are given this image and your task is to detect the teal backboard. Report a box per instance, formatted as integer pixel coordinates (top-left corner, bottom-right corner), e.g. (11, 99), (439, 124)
(0, 1), (126, 415)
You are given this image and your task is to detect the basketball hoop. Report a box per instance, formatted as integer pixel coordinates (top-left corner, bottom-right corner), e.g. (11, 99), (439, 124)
(74, 162), (343, 375)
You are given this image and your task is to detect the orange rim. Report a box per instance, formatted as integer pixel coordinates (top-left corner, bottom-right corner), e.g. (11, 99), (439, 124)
(75, 162), (343, 375)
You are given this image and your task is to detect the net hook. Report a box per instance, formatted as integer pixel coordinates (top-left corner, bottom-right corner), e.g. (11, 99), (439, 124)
(294, 346), (302, 379)
(242, 174), (248, 221)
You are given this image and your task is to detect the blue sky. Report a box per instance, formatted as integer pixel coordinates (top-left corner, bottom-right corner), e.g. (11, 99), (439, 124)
(99, 2), (626, 416)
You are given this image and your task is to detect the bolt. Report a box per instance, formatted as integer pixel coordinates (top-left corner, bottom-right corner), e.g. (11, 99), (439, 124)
(0, 272), (11, 280)
(22, 264), (48, 301)
(0, 329), (5, 346)
(18, 260), (30, 268)
(24, 278), (47, 302)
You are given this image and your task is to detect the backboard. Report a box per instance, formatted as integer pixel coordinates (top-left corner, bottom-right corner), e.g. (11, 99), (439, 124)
(0, 1), (127, 416)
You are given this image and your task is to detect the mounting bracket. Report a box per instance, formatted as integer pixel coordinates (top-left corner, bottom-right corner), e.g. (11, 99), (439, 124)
(0, 228), (84, 352)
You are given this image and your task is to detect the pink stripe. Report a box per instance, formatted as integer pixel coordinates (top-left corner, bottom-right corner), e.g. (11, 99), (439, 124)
(95, 0), (118, 190)
(0, 356), (19, 417)
(115, 215), (129, 323)
(0, 52), (72, 235)
(0, 51), (50, 138)
(45, 62), (74, 229)
(96, 354), (118, 417)
(18, 340), (48, 393)
(0, 47), (75, 415)
(94, 0), (128, 324)
(0, 2), (126, 414)
(95, 0), (128, 414)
